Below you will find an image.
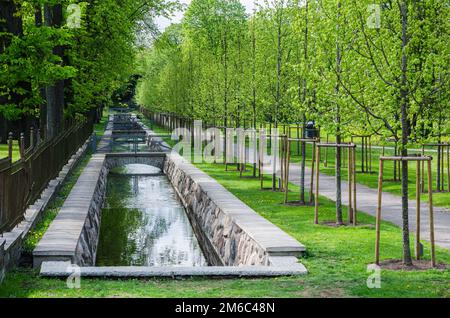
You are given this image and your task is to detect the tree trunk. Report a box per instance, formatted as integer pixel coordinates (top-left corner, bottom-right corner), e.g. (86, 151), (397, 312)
(299, 1), (309, 204)
(35, 4), (47, 137)
(0, 0), (29, 140)
(273, 10), (283, 190)
(399, 1), (413, 266)
(335, 1), (343, 224)
(44, 4), (65, 139)
(335, 133), (343, 224)
(251, 19), (257, 177)
(300, 115), (307, 203)
(0, 0), (22, 50)
(223, 30), (229, 163)
(0, 114), (7, 143)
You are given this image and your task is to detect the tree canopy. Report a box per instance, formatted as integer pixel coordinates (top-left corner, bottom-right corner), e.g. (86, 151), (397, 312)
(0, 0), (176, 128)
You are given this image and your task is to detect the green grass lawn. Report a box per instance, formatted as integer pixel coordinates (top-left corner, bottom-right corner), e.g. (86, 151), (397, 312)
(1, 161), (449, 298)
(0, 141), (20, 162)
(1, 117), (449, 298)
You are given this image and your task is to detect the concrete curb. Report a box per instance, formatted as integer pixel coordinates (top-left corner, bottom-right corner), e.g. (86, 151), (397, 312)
(40, 260), (307, 278)
(32, 154), (107, 268)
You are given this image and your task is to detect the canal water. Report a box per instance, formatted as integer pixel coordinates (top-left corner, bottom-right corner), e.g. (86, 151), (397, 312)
(96, 164), (207, 267)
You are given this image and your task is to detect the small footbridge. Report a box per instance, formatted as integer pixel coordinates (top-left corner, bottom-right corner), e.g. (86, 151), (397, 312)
(97, 114), (171, 154)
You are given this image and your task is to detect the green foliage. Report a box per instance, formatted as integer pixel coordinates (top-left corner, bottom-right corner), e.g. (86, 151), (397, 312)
(137, 0), (250, 126)
(0, 0), (176, 120)
(137, 0), (450, 140)
(0, 140), (19, 161)
(341, 0), (450, 143)
(0, 24), (74, 119)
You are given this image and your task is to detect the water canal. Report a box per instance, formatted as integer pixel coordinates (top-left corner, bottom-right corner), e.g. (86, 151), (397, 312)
(96, 164), (207, 267)
(33, 114), (306, 276)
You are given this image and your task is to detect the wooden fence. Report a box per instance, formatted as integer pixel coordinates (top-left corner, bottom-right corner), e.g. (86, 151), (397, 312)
(0, 119), (93, 234)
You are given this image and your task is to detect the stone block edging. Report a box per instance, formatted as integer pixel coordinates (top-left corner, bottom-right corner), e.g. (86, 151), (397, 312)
(40, 260), (307, 278)
(32, 154), (107, 268)
(164, 152), (306, 266)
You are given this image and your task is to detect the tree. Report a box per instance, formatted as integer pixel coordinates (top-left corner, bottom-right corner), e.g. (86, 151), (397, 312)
(184, 0), (247, 128)
(256, 0), (296, 189)
(342, 0), (450, 265)
(0, 0), (174, 141)
(312, 0), (354, 224)
(44, 3), (65, 139)
(135, 1), (449, 265)
(0, 0), (24, 140)
(292, 0), (313, 203)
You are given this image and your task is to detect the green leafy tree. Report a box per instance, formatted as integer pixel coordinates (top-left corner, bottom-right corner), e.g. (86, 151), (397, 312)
(341, 0), (450, 265)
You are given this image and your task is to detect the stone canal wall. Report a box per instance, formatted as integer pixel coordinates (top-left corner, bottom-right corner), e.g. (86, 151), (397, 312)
(164, 152), (305, 266)
(33, 154), (108, 268)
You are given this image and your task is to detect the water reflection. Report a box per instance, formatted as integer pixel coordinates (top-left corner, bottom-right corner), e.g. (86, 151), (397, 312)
(96, 164), (207, 267)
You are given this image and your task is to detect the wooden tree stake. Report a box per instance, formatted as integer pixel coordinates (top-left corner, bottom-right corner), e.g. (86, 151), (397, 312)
(348, 145), (353, 224)
(447, 144), (450, 192)
(310, 141), (316, 204)
(416, 160), (421, 260)
(314, 144), (320, 224)
(352, 147), (357, 225)
(375, 159), (384, 265)
(284, 138), (291, 204)
(427, 159), (436, 268)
